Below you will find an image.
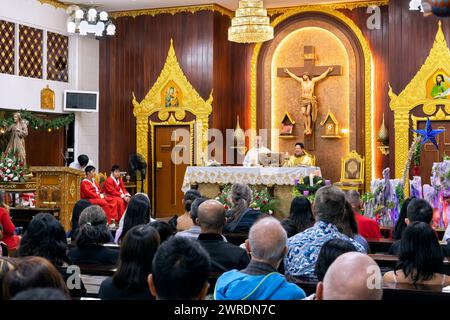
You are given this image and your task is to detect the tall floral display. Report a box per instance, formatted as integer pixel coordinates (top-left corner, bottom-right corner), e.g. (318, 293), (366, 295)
(363, 168), (404, 227)
(0, 152), (27, 182)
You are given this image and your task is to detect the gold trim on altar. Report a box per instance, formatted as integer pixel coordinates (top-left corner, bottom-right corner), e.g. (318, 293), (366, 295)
(389, 22), (450, 188)
(250, 6), (373, 190)
(132, 39), (213, 194)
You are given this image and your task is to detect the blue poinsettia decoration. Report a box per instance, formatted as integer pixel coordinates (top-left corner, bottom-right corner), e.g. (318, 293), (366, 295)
(413, 118), (445, 150)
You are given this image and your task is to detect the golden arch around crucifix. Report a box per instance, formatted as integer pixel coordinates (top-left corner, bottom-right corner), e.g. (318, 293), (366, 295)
(132, 39), (213, 194)
(389, 22), (450, 187)
(250, 6), (373, 191)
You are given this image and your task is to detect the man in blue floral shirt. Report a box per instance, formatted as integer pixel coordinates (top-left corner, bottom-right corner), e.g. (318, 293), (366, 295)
(285, 186), (366, 279)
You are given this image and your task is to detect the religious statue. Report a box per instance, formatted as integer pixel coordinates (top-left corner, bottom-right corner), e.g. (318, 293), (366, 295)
(165, 86), (179, 107)
(284, 67), (334, 135)
(5, 112), (28, 164)
(431, 74), (450, 99)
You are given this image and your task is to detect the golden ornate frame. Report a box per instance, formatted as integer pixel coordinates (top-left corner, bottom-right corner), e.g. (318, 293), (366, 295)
(133, 39), (213, 194)
(268, 1), (389, 15)
(250, 7), (373, 190)
(389, 22), (450, 182)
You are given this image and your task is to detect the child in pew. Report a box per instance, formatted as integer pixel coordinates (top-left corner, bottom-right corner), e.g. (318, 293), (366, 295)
(384, 222), (450, 286)
(99, 224), (159, 300)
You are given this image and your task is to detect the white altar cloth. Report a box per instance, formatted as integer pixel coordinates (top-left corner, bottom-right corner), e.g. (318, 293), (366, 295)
(182, 166), (322, 192)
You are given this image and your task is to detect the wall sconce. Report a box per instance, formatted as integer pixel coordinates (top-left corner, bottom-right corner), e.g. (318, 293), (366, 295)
(377, 114), (389, 155)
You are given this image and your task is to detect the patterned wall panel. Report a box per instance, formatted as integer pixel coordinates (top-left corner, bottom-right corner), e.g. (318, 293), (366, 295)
(47, 31), (68, 82)
(0, 20), (15, 75)
(19, 24), (43, 79)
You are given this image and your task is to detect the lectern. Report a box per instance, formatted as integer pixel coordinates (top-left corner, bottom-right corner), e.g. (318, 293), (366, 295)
(30, 167), (85, 230)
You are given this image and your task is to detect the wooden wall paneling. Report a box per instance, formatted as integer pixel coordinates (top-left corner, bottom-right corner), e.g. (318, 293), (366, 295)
(25, 123), (65, 167)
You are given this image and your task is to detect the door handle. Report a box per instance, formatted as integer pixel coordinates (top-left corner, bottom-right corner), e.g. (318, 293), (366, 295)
(156, 161), (163, 170)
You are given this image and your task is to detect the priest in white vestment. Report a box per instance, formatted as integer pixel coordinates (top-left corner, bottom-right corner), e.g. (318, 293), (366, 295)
(243, 136), (271, 167)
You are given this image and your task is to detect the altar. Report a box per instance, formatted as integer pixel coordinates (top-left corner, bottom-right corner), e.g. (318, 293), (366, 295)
(182, 166), (321, 217)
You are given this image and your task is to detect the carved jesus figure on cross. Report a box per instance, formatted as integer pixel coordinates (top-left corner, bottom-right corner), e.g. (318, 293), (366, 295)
(279, 45), (341, 136)
(284, 67), (333, 135)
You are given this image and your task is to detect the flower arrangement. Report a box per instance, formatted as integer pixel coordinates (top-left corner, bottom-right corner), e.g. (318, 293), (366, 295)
(292, 176), (325, 199)
(0, 151), (27, 182)
(215, 184), (277, 214)
(363, 168), (404, 227)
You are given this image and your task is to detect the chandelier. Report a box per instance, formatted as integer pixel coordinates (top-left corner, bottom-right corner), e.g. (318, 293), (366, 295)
(228, 0), (274, 43)
(66, 5), (116, 37)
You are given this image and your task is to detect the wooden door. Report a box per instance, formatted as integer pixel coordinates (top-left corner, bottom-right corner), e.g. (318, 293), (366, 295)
(415, 120), (450, 184)
(153, 125), (191, 218)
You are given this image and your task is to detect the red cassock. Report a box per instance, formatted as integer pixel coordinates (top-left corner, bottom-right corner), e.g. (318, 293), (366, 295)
(80, 179), (118, 223)
(103, 176), (130, 221)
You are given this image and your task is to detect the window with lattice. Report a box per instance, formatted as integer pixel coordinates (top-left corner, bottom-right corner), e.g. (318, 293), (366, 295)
(47, 31), (68, 82)
(0, 20), (15, 75)
(19, 24), (43, 79)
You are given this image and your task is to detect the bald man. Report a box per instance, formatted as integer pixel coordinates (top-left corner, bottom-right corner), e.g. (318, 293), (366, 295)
(315, 252), (383, 300)
(197, 200), (249, 273)
(215, 217), (306, 300)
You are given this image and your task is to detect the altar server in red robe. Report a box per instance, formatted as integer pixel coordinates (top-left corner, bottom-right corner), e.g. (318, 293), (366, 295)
(80, 165), (118, 224)
(103, 165), (131, 221)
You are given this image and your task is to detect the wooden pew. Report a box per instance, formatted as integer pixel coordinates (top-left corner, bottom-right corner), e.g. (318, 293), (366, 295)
(80, 275), (107, 298)
(383, 282), (450, 300)
(367, 238), (395, 254)
(76, 264), (116, 298)
(77, 264), (117, 277)
(287, 276), (450, 300)
(368, 238), (448, 254)
(370, 254), (450, 274)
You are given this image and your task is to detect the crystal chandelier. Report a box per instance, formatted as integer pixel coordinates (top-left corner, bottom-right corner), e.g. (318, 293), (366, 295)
(228, 0), (274, 43)
(66, 5), (116, 37)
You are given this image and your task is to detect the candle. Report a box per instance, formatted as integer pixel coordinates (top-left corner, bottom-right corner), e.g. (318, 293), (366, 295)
(309, 173), (314, 187)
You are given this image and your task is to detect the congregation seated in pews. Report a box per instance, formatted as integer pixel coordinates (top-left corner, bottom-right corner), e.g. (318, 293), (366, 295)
(1, 183), (450, 300)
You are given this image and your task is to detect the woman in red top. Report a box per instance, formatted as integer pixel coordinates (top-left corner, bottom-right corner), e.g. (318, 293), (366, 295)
(0, 191), (20, 251)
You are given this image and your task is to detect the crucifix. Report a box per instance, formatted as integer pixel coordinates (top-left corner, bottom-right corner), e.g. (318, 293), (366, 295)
(277, 45), (342, 150)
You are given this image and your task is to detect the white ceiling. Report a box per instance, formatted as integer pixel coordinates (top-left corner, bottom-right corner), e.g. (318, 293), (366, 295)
(58, 0), (368, 11)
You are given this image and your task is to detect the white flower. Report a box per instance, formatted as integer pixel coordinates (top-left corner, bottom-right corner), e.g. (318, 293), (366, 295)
(6, 169), (10, 174)
(13, 176), (18, 181)
(3, 177), (7, 182)
(7, 163), (11, 167)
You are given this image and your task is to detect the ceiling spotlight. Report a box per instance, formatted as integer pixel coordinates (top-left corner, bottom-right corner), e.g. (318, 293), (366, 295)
(68, 8), (115, 37)
(106, 24), (116, 36)
(75, 9), (84, 19)
(67, 21), (76, 33)
(99, 11), (108, 21)
(87, 8), (97, 22)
